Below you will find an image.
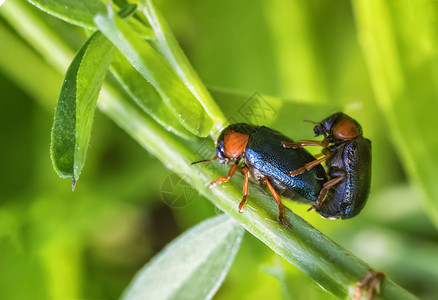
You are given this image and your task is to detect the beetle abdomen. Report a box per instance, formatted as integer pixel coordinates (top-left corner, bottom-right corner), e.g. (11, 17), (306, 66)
(317, 138), (371, 219)
(245, 126), (327, 202)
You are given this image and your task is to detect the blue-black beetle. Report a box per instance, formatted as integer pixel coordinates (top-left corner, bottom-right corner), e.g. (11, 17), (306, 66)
(282, 112), (372, 219)
(192, 124), (327, 221)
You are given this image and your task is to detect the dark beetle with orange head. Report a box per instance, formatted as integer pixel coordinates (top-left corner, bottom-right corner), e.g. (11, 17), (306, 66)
(283, 112), (372, 219)
(192, 123), (328, 222)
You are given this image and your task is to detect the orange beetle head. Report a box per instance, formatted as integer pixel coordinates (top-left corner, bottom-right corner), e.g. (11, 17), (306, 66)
(216, 130), (250, 165)
(215, 124), (255, 165)
(191, 124), (256, 166)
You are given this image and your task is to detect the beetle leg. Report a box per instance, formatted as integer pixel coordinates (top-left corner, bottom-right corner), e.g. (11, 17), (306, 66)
(282, 139), (329, 149)
(290, 154), (329, 177)
(209, 162), (238, 188)
(310, 169), (346, 211)
(290, 148), (332, 177)
(353, 269), (385, 300)
(313, 153), (325, 159)
(238, 166), (250, 212)
(262, 177), (285, 222)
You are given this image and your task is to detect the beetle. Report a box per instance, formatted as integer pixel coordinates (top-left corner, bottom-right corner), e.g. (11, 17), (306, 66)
(192, 123), (327, 221)
(282, 112), (372, 219)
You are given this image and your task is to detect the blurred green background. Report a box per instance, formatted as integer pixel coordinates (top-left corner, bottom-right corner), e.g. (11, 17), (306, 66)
(1, 0), (438, 299)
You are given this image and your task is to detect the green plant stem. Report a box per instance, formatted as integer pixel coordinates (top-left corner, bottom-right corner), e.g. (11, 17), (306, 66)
(1, 2), (418, 299)
(1, 0), (75, 70)
(137, 0), (227, 135)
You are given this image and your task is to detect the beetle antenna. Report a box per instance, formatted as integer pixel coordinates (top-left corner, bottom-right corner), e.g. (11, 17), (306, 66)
(303, 119), (318, 125)
(191, 155), (218, 165)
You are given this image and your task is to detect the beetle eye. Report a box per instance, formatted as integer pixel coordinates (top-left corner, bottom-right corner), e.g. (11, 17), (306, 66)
(216, 142), (229, 165)
(313, 125), (324, 137)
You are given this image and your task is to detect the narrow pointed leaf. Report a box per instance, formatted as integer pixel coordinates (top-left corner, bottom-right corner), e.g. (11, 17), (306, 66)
(51, 32), (114, 185)
(122, 214), (244, 300)
(26, 0), (106, 29)
(110, 51), (192, 139)
(95, 8), (213, 137)
(25, 0), (154, 41)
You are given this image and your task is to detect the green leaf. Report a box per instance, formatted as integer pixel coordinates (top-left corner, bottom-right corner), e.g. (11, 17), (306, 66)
(122, 214), (244, 300)
(25, 0), (154, 41)
(353, 0), (438, 227)
(94, 7), (213, 137)
(26, 0), (106, 29)
(51, 32), (115, 187)
(110, 51), (192, 139)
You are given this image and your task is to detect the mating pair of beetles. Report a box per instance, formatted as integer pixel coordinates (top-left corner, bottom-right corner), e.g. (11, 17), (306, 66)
(193, 112), (371, 222)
